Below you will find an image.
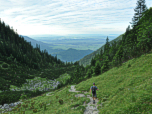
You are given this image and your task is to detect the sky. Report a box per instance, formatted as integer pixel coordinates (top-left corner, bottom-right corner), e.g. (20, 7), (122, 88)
(0, 0), (152, 36)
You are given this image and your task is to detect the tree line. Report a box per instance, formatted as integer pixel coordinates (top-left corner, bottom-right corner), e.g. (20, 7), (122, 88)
(84, 0), (152, 78)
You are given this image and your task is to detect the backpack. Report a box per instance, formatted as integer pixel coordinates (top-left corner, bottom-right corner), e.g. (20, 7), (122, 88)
(92, 86), (96, 94)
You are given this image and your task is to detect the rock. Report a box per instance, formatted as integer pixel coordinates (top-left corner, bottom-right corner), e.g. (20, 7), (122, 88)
(0, 78), (61, 113)
(9, 103), (15, 107)
(3, 104), (9, 109)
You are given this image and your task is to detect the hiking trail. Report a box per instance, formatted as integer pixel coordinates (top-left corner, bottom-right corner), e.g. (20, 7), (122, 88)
(68, 85), (102, 114)
(46, 85), (102, 114)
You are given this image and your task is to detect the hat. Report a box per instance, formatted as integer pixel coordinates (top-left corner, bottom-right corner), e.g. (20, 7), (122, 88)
(93, 83), (95, 85)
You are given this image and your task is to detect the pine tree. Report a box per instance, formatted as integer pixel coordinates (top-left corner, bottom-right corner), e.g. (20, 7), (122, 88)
(93, 61), (101, 75)
(100, 48), (103, 56)
(91, 58), (96, 66)
(128, 0), (148, 58)
(86, 69), (92, 78)
(130, 1), (148, 32)
(115, 45), (124, 66)
(104, 36), (110, 54)
(101, 55), (109, 73)
(136, 7), (152, 55)
(130, 0), (148, 28)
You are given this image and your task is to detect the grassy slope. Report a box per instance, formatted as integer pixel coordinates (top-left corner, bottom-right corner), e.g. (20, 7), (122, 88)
(78, 33), (125, 67)
(76, 52), (152, 113)
(5, 51), (152, 114)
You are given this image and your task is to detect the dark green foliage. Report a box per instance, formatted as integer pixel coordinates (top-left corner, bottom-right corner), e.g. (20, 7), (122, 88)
(91, 58), (96, 66)
(104, 36), (110, 54)
(57, 82), (64, 89)
(0, 89), (44, 105)
(86, 69), (92, 78)
(0, 61), (3, 64)
(93, 61), (101, 75)
(34, 88), (41, 95)
(59, 99), (63, 105)
(136, 8), (152, 55)
(2, 63), (8, 68)
(101, 56), (110, 73)
(0, 18), (86, 102)
(130, 0), (148, 28)
(0, 19), (65, 69)
(127, 63), (131, 68)
(0, 77), (10, 91)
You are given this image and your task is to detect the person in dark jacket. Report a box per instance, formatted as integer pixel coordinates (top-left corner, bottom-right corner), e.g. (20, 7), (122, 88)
(90, 83), (99, 104)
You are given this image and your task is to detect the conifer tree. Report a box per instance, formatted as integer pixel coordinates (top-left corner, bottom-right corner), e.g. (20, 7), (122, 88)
(86, 69), (92, 78)
(100, 48), (103, 56)
(104, 36), (110, 54)
(101, 55), (109, 73)
(91, 58), (96, 66)
(93, 60), (101, 75)
(136, 7), (152, 55)
(130, 0), (148, 28)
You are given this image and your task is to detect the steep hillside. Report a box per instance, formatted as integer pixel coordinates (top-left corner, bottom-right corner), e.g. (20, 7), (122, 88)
(78, 33), (125, 67)
(76, 52), (152, 113)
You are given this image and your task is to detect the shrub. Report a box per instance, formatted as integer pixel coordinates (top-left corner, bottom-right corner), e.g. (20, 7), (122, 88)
(33, 109), (37, 113)
(34, 88), (41, 95)
(2, 63), (8, 68)
(56, 95), (59, 99)
(59, 99), (63, 105)
(39, 102), (43, 108)
(0, 61), (3, 64)
(128, 63), (131, 68)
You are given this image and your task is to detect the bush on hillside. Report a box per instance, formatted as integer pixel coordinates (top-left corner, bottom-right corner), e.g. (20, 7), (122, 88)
(59, 99), (63, 105)
(128, 63), (131, 68)
(2, 63), (8, 68)
(0, 61), (3, 64)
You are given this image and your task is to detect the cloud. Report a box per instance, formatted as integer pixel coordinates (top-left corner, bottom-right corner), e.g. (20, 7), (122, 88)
(0, 0), (152, 35)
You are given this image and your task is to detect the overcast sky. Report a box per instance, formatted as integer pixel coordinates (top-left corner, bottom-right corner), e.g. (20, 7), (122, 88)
(0, 0), (152, 36)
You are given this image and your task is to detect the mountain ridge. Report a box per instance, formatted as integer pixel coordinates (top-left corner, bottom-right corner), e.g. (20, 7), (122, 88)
(20, 35), (66, 55)
(78, 33), (125, 67)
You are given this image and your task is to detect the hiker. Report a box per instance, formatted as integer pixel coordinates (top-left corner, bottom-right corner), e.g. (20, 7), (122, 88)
(90, 83), (99, 104)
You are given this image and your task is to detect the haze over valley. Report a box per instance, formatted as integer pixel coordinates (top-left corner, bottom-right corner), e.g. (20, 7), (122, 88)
(22, 34), (119, 62)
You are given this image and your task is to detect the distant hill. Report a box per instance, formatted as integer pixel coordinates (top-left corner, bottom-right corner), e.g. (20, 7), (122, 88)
(20, 35), (94, 63)
(52, 48), (94, 63)
(78, 33), (125, 67)
(20, 35), (66, 56)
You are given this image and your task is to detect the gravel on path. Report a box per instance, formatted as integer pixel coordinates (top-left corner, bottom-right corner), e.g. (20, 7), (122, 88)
(69, 85), (102, 114)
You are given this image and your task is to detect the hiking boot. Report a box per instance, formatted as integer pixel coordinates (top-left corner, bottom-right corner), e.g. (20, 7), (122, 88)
(93, 100), (95, 104)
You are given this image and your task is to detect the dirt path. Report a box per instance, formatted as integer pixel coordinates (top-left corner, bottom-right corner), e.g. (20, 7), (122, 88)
(69, 85), (102, 114)
(45, 85), (102, 113)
